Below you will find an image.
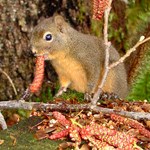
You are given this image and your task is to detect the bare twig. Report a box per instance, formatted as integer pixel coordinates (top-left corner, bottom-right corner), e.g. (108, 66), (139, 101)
(91, 43), (111, 104)
(109, 36), (150, 69)
(0, 111), (7, 130)
(0, 100), (150, 120)
(90, 105), (150, 120)
(92, 0), (113, 105)
(0, 68), (17, 95)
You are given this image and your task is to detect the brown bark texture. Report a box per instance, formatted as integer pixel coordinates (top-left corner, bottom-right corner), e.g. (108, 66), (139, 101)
(0, 0), (92, 101)
(0, 0), (42, 101)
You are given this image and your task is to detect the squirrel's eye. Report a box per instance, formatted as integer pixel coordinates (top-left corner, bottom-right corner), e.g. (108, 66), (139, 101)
(43, 32), (53, 42)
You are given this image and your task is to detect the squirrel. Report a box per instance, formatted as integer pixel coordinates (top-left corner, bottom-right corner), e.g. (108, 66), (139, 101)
(31, 15), (128, 99)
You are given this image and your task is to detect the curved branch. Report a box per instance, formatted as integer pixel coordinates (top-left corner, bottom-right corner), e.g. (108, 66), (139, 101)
(109, 36), (150, 69)
(0, 68), (17, 95)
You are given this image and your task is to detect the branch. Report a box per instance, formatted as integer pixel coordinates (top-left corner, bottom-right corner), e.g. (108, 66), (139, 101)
(90, 105), (150, 120)
(91, 43), (111, 104)
(0, 68), (17, 95)
(0, 100), (150, 120)
(109, 36), (150, 69)
(92, 0), (113, 105)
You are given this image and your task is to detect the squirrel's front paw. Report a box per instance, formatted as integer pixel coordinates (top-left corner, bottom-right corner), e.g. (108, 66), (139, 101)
(55, 87), (67, 97)
(84, 93), (94, 102)
(100, 92), (119, 100)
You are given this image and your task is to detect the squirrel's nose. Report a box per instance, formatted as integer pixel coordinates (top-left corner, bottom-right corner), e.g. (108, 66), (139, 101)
(32, 47), (37, 54)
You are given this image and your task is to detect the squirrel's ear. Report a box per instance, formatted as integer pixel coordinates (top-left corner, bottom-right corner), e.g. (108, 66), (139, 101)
(54, 15), (66, 33)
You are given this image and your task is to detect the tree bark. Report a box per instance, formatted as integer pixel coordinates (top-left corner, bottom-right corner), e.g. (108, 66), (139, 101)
(0, 0), (40, 101)
(0, 0), (92, 101)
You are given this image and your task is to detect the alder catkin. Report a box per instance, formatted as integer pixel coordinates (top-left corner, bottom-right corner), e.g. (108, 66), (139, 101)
(29, 56), (45, 93)
(93, 0), (109, 20)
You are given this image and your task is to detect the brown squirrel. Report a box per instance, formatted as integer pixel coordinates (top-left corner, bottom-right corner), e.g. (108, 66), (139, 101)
(31, 15), (128, 98)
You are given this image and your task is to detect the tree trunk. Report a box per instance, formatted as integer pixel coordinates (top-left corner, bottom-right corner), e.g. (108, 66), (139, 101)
(0, 0), (92, 101)
(0, 0), (38, 101)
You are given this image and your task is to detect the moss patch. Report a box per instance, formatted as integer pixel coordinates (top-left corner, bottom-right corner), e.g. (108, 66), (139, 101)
(0, 117), (62, 150)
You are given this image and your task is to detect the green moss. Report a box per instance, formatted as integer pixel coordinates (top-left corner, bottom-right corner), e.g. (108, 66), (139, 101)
(127, 46), (150, 102)
(0, 117), (62, 150)
(34, 83), (84, 103)
(59, 90), (84, 102)
(34, 87), (54, 103)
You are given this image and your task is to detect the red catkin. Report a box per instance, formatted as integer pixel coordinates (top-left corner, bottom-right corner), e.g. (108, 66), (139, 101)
(93, 0), (109, 20)
(52, 111), (71, 127)
(69, 124), (81, 144)
(48, 112), (141, 149)
(111, 114), (150, 138)
(49, 129), (69, 140)
(88, 136), (118, 150)
(29, 56), (45, 93)
(80, 123), (137, 149)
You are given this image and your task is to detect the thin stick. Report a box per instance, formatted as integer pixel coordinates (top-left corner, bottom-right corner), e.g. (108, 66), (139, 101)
(109, 36), (150, 69)
(92, 0), (113, 105)
(91, 43), (111, 104)
(0, 68), (17, 95)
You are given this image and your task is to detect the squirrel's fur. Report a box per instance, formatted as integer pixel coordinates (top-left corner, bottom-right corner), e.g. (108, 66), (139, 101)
(31, 15), (128, 98)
